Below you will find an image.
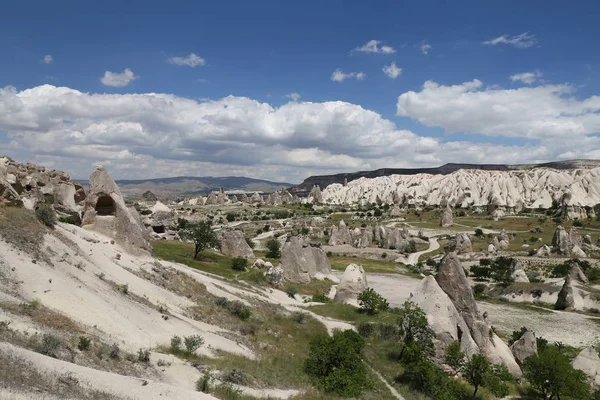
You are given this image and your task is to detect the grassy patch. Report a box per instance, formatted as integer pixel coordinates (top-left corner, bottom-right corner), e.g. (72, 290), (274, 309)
(329, 256), (402, 274)
(0, 206), (49, 262)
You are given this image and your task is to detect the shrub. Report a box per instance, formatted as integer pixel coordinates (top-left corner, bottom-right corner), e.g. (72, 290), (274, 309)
(263, 224), (270, 232)
(231, 257), (248, 271)
(305, 330), (371, 396)
(196, 371), (211, 393)
(215, 296), (229, 307)
(239, 323), (259, 336)
(170, 335), (182, 352)
(381, 252), (387, 259)
(397, 301), (435, 361)
(357, 288), (389, 315)
(444, 341), (465, 375)
(215, 382), (243, 400)
(265, 238), (281, 259)
(138, 348), (150, 362)
(474, 228), (484, 237)
(220, 369), (247, 385)
(310, 291), (329, 303)
(292, 312), (306, 324)
(378, 323), (397, 340)
(227, 300), (252, 320)
(300, 227), (310, 235)
(573, 219), (584, 227)
(38, 333), (61, 357)
(184, 335), (205, 354)
(357, 322), (375, 337)
(226, 213), (236, 222)
(285, 285), (298, 299)
(374, 208), (383, 217)
(508, 326), (528, 346)
(78, 336), (92, 351)
(109, 343), (120, 359)
(36, 204), (55, 228)
(473, 283), (487, 296)
(245, 237), (255, 249)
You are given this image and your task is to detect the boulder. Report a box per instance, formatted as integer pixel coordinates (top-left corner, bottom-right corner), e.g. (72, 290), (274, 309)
(552, 225), (571, 255)
(440, 206), (453, 227)
(308, 185), (323, 205)
(241, 193), (249, 203)
(572, 347), (600, 388)
(569, 227), (583, 248)
(444, 233), (472, 254)
(252, 259), (273, 269)
(280, 236), (332, 283)
(555, 264), (587, 310)
(487, 244), (496, 253)
(81, 166), (151, 254)
(220, 230), (254, 258)
(571, 245), (587, 259)
(510, 330), (537, 365)
(249, 192), (262, 204)
(536, 244), (552, 257)
(510, 260), (530, 283)
(264, 265), (284, 286)
(141, 190), (158, 202)
(498, 229), (510, 243)
(333, 264), (368, 305)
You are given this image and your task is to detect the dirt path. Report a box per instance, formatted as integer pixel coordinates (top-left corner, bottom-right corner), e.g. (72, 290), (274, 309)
(394, 238), (439, 265)
(367, 364), (405, 400)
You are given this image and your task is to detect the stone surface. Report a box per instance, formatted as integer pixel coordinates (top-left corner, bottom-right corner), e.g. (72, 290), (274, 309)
(444, 233), (472, 254)
(510, 330), (537, 365)
(440, 206), (453, 227)
(220, 230), (254, 258)
(328, 220), (353, 246)
(572, 347), (600, 388)
(280, 236), (331, 283)
(333, 264), (367, 304)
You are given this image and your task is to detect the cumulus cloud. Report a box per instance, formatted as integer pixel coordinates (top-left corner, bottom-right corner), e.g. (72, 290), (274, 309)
(100, 69), (138, 87)
(286, 92), (301, 102)
(482, 32), (537, 48)
(397, 79), (600, 139)
(331, 69), (366, 82)
(1, 83), (598, 182)
(420, 42), (432, 55)
(510, 71), (543, 85)
(382, 62), (402, 79)
(168, 53), (206, 67)
(42, 55), (53, 64)
(353, 40), (396, 54)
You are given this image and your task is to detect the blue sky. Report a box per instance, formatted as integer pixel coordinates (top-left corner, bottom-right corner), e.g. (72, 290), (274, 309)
(1, 0), (600, 182)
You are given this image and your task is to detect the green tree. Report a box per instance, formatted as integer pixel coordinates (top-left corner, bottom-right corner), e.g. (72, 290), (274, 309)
(463, 353), (489, 398)
(265, 238), (281, 259)
(444, 341), (465, 376)
(179, 220), (220, 259)
(304, 330), (371, 397)
(357, 288), (389, 315)
(524, 347), (591, 400)
(397, 301), (435, 360)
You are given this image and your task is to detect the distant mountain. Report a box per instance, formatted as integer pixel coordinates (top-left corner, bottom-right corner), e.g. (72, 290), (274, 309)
(76, 176), (293, 199)
(290, 159), (600, 196)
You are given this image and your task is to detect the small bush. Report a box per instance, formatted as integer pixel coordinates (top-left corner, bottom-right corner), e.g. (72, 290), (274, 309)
(215, 382), (243, 400)
(300, 227), (310, 235)
(573, 219), (584, 227)
(220, 369), (247, 385)
(357, 288), (389, 315)
(77, 336), (92, 351)
(245, 237), (255, 249)
(381, 252), (387, 259)
(36, 204), (56, 228)
(265, 238), (281, 259)
(285, 285), (298, 299)
(38, 334), (61, 357)
(138, 348), (150, 362)
(231, 257), (248, 271)
(196, 371), (212, 393)
(170, 335), (182, 352)
(378, 323), (397, 340)
(109, 344), (120, 359)
(326, 251), (333, 257)
(474, 228), (484, 237)
(226, 213), (236, 222)
(239, 323), (259, 336)
(310, 291), (329, 303)
(473, 283), (487, 296)
(227, 300), (252, 320)
(184, 335), (205, 354)
(292, 312), (307, 324)
(215, 297), (229, 307)
(357, 322), (375, 337)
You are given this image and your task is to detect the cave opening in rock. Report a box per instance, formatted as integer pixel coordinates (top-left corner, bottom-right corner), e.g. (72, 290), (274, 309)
(152, 225), (166, 234)
(95, 195), (116, 216)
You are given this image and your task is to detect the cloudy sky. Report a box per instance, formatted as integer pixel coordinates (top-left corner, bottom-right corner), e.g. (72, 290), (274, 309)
(1, 0), (600, 183)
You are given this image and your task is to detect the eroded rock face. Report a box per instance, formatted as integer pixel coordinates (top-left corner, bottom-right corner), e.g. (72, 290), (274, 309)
(328, 220), (352, 246)
(555, 264), (588, 310)
(280, 236), (331, 283)
(444, 233), (472, 254)
(572, 347), (600, 388)
(510, 330), (537, 365)
(220, 230), (254, 258)
(308, 185), (323, 205)
(536, 244), (552, 257)
(264, 265), (283, 285)
(141, 190), (158, 202)
(333, 264), (367, 304)
(552, 225), (571, 255)
(440, 206), (453, 227)
(510, 260), (530, 283)
(355, 227), (373, 248)
(82, 166), (151, 255)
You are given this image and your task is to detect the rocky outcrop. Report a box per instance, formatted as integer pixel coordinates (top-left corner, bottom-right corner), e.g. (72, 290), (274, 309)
(552, 225), (571, 255)
(572, 347), (600, 388)
(355, 227), (373, 248)
(307, 185), (323, 205)
(333, 264), (367, 305)
(510, 330), (537, 365)
(280, 236), (332, 283)
(510, 260), (530, 283)
(536, 244), (552, 257)
(264, 265), (284, 285)
(440, 206), (453, 227)
(555, 264), (588, 310)
(252, 259), (273, 270)
(82, 166), (151, 255)
(444, 233), (472, 254)
(141, 190), (158, 202)
(328, 220), (353, 246)
(220, 230), (254, 258)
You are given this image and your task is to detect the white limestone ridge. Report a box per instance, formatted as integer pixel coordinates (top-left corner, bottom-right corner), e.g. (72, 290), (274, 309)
(314, 167), (600, 216)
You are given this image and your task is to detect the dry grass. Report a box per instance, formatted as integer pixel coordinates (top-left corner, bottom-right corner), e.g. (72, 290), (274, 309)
(0, 206), (51, 263)
(1, 300), (84, 334)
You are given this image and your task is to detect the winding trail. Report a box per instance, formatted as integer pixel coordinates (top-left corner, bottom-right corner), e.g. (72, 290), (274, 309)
(367, 365), (405, 400)
(394, 238), (439, 265)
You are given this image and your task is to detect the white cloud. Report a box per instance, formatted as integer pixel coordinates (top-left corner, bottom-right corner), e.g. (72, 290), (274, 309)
(482, 32), (537, 48)
(2, 83), (598, 182)
(168, 53), (206, 67)
(382, 62), (402, 79)
(100, 69), (137, 87)
(42, 55), (53, 64)
(286, 93), (301, 102)
(353, 40), (396, 54)
(510, 71), (543, 85)
(331, 69), (366, 82)
(397, 79), (600, 140)
(420, 42), (432, 55)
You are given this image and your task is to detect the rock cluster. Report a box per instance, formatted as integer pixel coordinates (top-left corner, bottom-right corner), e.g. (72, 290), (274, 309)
(554, 263), (588, 310)
(552, 225), (587, 257)
(280, 236), (331, 283)
(510, 330), (537, 365)
(444, 233), (472, 254)
(333, 264), (367, 305)
(82, 166), (151, 255)
(220, 230), (254, 258)
(328, 220), (353, 245)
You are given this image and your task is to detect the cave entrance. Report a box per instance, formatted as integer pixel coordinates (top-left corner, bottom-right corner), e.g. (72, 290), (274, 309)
(95, 195), (116, 216)
(152, 225), (166, 234)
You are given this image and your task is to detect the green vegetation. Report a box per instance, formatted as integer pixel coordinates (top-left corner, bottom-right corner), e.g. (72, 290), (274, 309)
(178, 220), (220, 259)
(35, 204), (55, 228)
(358, 288), (390, 315)
(265, 238), (281, 259)
(396, 300), (434, 360)
(231, 256), (248, 271)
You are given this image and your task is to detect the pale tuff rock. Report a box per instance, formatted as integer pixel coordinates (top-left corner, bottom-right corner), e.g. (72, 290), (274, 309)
(333, 264), (368, 305)
(440, 205), (453, 227)
(569, 227), (583, 248)
(510, 260), (530, 283)
(444, 233), (472, 254)
(249, 192), (262, 204)
(552, 225), (571, 255)
(510, 330), (537, 365)
(280, 236), (331, 283)
(251, 259), (273, 270)
(264, 265), (284, 286)
(318, 168), (600, 219)
(572, 245), (587, 258)
(355, 227), (374, 248)
(220, 230), (254, 258)
(205, 192), (218, 205)
(328, 220), (353, 246)
(230, 194), (238, 203)
(487, 244), (496, 253)
(144, 201), (175, 236)
(241, 193), (249, 203)
(555, 264), (588, 310)
(384, 227), (413, 251)
(498, 229), (510, 243)
(82, 166), (151, 255)
(307, 185), (323, 205)
(435, 253), (522, 377)
(141, 190), (158, 202)
(572, 347), (600, 388)
(536, 244), (552, 257)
